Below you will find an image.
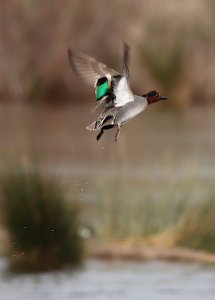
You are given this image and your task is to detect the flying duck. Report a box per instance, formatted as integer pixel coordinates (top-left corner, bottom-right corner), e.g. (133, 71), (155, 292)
(68, 44), (167, 142)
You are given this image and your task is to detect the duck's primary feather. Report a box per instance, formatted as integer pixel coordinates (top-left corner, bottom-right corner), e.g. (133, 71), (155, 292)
(68, 49), (118, 88)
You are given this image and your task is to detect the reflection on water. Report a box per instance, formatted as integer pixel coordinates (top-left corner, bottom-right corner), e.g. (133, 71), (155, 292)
(1, 258), (215, 300)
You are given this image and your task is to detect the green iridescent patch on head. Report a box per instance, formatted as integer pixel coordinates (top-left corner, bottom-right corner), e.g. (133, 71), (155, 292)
(96, 80), (110, 101)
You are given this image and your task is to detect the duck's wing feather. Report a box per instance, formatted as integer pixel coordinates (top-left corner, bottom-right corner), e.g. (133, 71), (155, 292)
(113, 76), (134, 107)
(112, 43), (133, 107)
(68, 48), (119, 87)
(68, 44), (133, 108)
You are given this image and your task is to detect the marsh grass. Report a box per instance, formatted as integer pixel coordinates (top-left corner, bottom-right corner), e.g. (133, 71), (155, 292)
(139, 36), (190, 110)
(91, 178), (191, 240)
(0, 165), (83, 271)
(177, 195), (215, 253)
(0, 1), (215, 105)
(90, 175), (215, 255)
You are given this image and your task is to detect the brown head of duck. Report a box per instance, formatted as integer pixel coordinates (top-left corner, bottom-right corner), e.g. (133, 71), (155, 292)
(143, 90), (167, 104)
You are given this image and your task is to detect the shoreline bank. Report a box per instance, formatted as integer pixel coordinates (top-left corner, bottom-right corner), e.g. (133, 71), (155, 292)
(87, 240), (215, 264)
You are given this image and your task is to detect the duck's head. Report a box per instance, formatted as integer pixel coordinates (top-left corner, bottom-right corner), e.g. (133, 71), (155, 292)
(143, 90), (167, 104)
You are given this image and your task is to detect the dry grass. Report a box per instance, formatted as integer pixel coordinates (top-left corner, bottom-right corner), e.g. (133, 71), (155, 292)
(87, 239), (215, 264)
(177, 196), (215, 253)
(0, 0), (214, 106)
(86, 175), (215, 257)
(89, 178), (189, 239)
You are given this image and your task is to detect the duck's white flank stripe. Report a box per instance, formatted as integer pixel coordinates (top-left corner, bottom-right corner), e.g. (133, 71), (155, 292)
(114, 77), (134, 107)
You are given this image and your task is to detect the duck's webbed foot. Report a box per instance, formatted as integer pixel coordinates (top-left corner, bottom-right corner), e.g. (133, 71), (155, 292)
(115, 126), (121, 142)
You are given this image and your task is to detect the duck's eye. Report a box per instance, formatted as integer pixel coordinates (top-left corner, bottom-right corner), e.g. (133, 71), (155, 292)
(148, 90), (158, 97)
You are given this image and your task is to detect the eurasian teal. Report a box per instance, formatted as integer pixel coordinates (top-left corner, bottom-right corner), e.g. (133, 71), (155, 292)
(68, 44), (167, 141)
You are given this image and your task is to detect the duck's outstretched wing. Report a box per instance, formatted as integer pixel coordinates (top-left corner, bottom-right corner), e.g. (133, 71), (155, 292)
(68, 44), (132, 109)
(112, 43), (134, 107)
(122, 42), (130, 78)
(68, 48), (119, 87)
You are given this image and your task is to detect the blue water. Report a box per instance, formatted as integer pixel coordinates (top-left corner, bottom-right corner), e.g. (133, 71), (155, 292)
(1, 259), (215, 300)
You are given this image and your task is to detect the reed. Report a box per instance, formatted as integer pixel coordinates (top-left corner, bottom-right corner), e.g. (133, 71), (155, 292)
(139, 32), (190, 110)
(0, 165), (83, 271)
(90, 175), (215, 255)
(0, 1), (214, 106)
(91, 178), (189, 239)
(177, 195), (215, 253)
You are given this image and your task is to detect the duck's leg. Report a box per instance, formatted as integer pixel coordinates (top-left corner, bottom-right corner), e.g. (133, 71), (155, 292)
(115, 126), (121, 142)
(96, 128), (104, 141)
(96, 124), (114, 141)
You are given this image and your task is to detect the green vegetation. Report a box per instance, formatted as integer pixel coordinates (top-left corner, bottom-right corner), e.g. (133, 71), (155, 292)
(1, 163), (215, 269)
(88, 177), (215, 255)
(90, 179), (189, 239)
(177, 196), (215, 253)
(139, 24), (191, 110)
(140, 42), (185, 93)
(0, 166), (83, 271)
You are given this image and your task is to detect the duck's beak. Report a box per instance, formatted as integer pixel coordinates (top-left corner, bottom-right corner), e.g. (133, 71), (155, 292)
(159, 95), (168, 100)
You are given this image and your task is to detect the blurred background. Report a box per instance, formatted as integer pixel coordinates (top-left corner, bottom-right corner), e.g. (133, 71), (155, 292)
(0, 0), (215, 299)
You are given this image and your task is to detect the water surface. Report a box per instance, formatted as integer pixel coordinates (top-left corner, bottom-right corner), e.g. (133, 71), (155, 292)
(0, 104), (215, 181)
(1, 259), (215, 300)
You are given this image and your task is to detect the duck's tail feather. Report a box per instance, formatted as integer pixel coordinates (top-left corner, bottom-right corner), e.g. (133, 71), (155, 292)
(86, 115), (114, 131)
(86, 119), (105, 131)
(86, 121), (98, 131)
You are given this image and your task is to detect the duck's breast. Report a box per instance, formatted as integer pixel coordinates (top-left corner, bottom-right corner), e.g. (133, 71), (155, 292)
(115, 97), (148, 126)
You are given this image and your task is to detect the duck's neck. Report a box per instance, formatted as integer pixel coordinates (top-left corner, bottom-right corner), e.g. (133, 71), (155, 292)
(146, 97), (154, 105)
(134, 95), (149, 109)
